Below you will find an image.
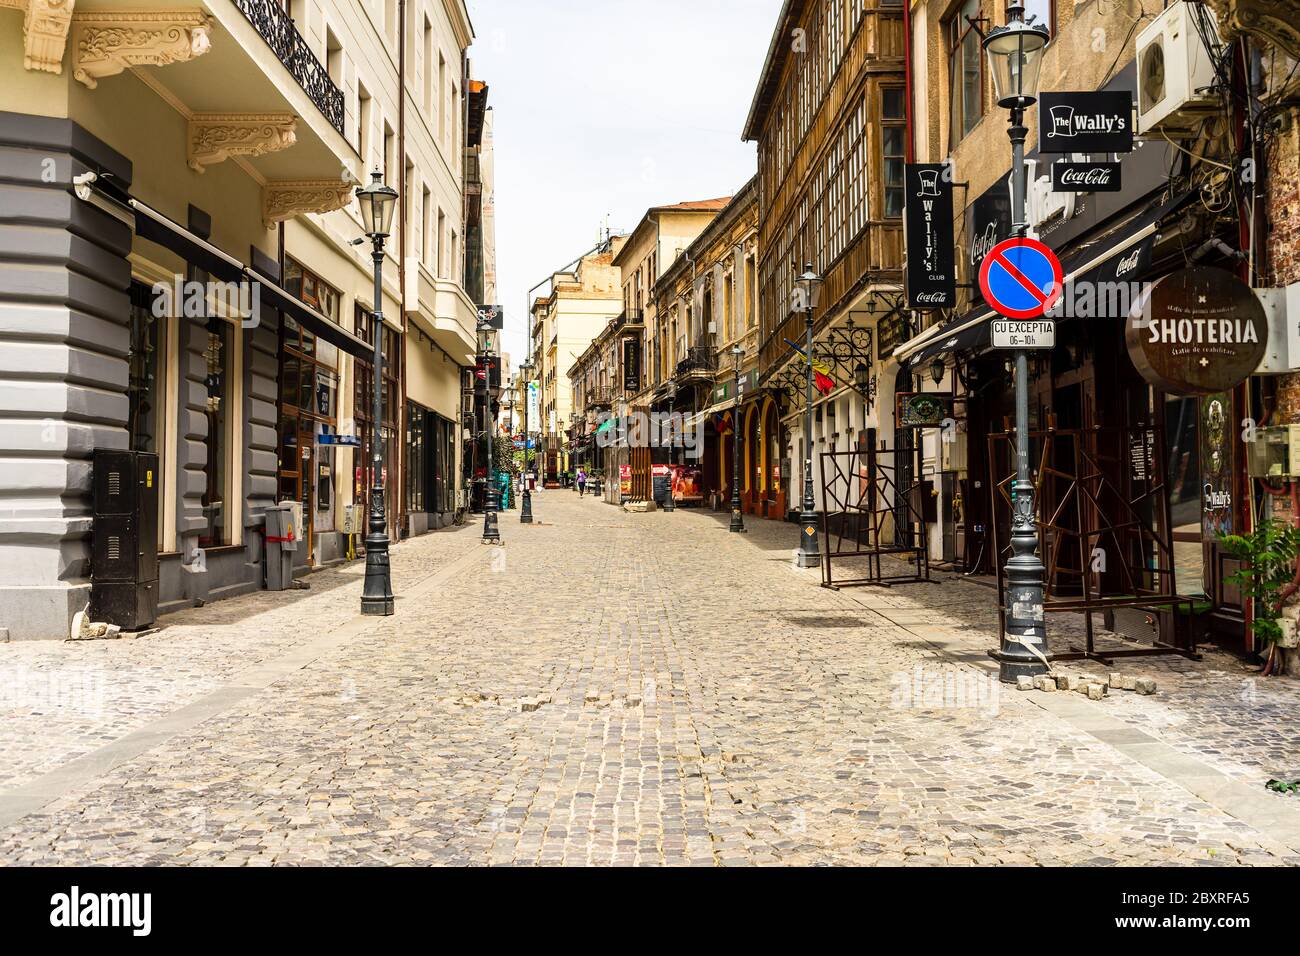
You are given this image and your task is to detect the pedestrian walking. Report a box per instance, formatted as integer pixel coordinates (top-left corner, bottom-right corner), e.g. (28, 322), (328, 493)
(576, 468), (587, 497)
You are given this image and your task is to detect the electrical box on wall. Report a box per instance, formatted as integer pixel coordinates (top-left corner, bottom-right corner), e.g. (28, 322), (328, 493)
(942, 431), (968, 475)
(1245, 425), (1300, 479)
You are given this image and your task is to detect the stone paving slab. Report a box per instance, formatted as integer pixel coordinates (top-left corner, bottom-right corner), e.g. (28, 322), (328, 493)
(0, 491), (1296, 866)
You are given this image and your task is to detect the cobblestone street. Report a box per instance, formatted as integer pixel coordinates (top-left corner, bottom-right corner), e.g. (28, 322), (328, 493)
(2, 491), (1299, 866)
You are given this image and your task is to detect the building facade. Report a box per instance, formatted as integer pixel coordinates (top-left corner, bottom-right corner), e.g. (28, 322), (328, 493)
(528, 237), (624, 484)
(0, 0), (481, 639)
(890, 0), (1296, 660)
(651, 182), (760, 510)
(744, 0), (907, 522)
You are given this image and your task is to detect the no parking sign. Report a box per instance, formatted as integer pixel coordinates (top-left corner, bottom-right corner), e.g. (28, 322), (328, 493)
(978, 237), (1063, 321)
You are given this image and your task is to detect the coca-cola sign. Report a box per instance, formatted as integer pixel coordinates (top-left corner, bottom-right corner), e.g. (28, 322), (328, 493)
(904, 163), (956, 310)
(1052, 161), (1122, 193)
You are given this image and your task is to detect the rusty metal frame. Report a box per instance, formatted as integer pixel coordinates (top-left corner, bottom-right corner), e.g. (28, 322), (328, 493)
(818, 443), (935, 590)
(987, 421), (1202, 665)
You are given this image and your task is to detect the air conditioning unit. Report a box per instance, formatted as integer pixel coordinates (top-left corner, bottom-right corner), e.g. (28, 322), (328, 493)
(1136, 1), (1221, 137)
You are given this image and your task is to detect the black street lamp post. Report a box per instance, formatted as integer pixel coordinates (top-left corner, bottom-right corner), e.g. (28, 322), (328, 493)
(479, 320), (501, 544)
(519, 360), (535, 524)
(729, 344), (746, 534)
(355, 170), (398, 617)
(795, 264), (823, 569)
(984, 2), (1051, 682)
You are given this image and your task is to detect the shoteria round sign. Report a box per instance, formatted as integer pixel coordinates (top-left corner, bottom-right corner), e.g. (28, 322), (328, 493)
(1125, 267), (1267, 396)
(978, 237), (1064, 320)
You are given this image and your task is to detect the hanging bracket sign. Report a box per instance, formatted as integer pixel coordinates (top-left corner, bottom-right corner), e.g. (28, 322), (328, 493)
(1051, 161), (1123, 193)
(1125, 267), (1268, 395)
(904, 163), (956, 309)
(1038, 91), (1134, 155)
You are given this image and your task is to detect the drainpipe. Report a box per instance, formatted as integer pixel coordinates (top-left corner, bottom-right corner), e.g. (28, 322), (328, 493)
(903, 0), (915, 165)
(396, 0), (407, 539)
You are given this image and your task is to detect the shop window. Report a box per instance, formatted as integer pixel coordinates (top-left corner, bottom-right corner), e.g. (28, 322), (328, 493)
(278, 261), (343, 555)
(355, 306), (401, 529)
(1023, 0), (1053, 36)
(200, 317), (233, 548)
(947, 0), (984, 148)
(407, 402), (427, 513)
(127, 283), (163, 455)
(128, 282), (165, 551)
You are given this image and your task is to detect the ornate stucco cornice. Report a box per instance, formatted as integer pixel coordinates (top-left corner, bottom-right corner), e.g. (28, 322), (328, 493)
(71, 10), (212, 89)
(1204, 0), (1300, 60)
(188, 113), (297, 173)
(262, 180), (353, 229)
(1, 0), (76, 74)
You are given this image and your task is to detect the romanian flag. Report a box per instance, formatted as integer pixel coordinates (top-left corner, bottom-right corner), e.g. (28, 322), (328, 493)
(783, 339), (836, 396)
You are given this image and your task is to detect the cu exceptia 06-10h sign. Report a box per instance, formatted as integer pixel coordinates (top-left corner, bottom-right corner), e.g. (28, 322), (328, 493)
(992, 320), (1056, 349)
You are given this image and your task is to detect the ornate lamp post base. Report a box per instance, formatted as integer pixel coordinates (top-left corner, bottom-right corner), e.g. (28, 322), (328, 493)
(520, 488), (534, 524)
(795, 513), (820, 568)
(361, 503), (394, 617)
(729, 508), (746, 533)
(482, 485), (501, 543)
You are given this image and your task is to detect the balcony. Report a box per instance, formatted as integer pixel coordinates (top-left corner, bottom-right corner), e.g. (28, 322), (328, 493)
(587, 385), (612, 408)
(674, 346), (717, 384)
(233, 0), (344, 133)
(612, 308), (644, 331)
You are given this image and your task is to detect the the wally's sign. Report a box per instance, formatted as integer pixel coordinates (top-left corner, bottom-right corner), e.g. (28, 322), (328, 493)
(1125, 268), (1267, 396)
(904, 163), (956, 309)
(1038, 91), (1134, 155)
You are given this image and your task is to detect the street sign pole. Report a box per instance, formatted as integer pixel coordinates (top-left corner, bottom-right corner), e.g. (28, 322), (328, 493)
(977, 160), (1061, 687)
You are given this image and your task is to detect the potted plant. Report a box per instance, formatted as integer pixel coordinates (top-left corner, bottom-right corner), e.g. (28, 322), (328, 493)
(1222, 519), (1300, 672)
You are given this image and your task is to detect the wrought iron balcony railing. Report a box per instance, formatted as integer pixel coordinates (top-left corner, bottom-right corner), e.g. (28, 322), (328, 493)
(234, 0), (345, 134)
(674, 345), (717, 380)
(612, 308), (643, 331)
(587, 385), (612, 407)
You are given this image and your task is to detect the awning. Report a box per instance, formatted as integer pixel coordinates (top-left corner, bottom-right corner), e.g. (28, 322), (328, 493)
(85, 181), (373, 361)
(905, 315), (993, 369)
(683, 401), (736, 430)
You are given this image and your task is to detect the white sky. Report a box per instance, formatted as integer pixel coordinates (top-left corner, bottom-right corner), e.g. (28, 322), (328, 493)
(465, 0), (785, 365)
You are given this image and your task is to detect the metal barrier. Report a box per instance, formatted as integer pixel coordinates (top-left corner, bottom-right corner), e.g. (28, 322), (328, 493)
(818, 443), (934, 590)
(987, 421), (1201, 664)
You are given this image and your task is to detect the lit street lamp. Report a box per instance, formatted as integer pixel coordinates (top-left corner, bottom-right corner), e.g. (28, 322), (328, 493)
(354, 169), (397, 617)
(984, 2), (1051, 683)
(519, 360), (535, 524)
(729, 344), (746, 534)
(795, 264), (823, 569)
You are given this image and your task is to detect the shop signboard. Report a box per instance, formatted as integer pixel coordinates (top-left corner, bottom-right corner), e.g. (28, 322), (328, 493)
(904, 163), (956, 309)
(622, 338), (639, 392)
(1039, 91), (1134, 155)
(896, 392), (953, 428)
(1200, 392), (1234, 540)
(1125, 267), (1268, 396)
(672, 466), (702, 503)
(1051, 161), (1123, 193)
(476, 304), (504, 329)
